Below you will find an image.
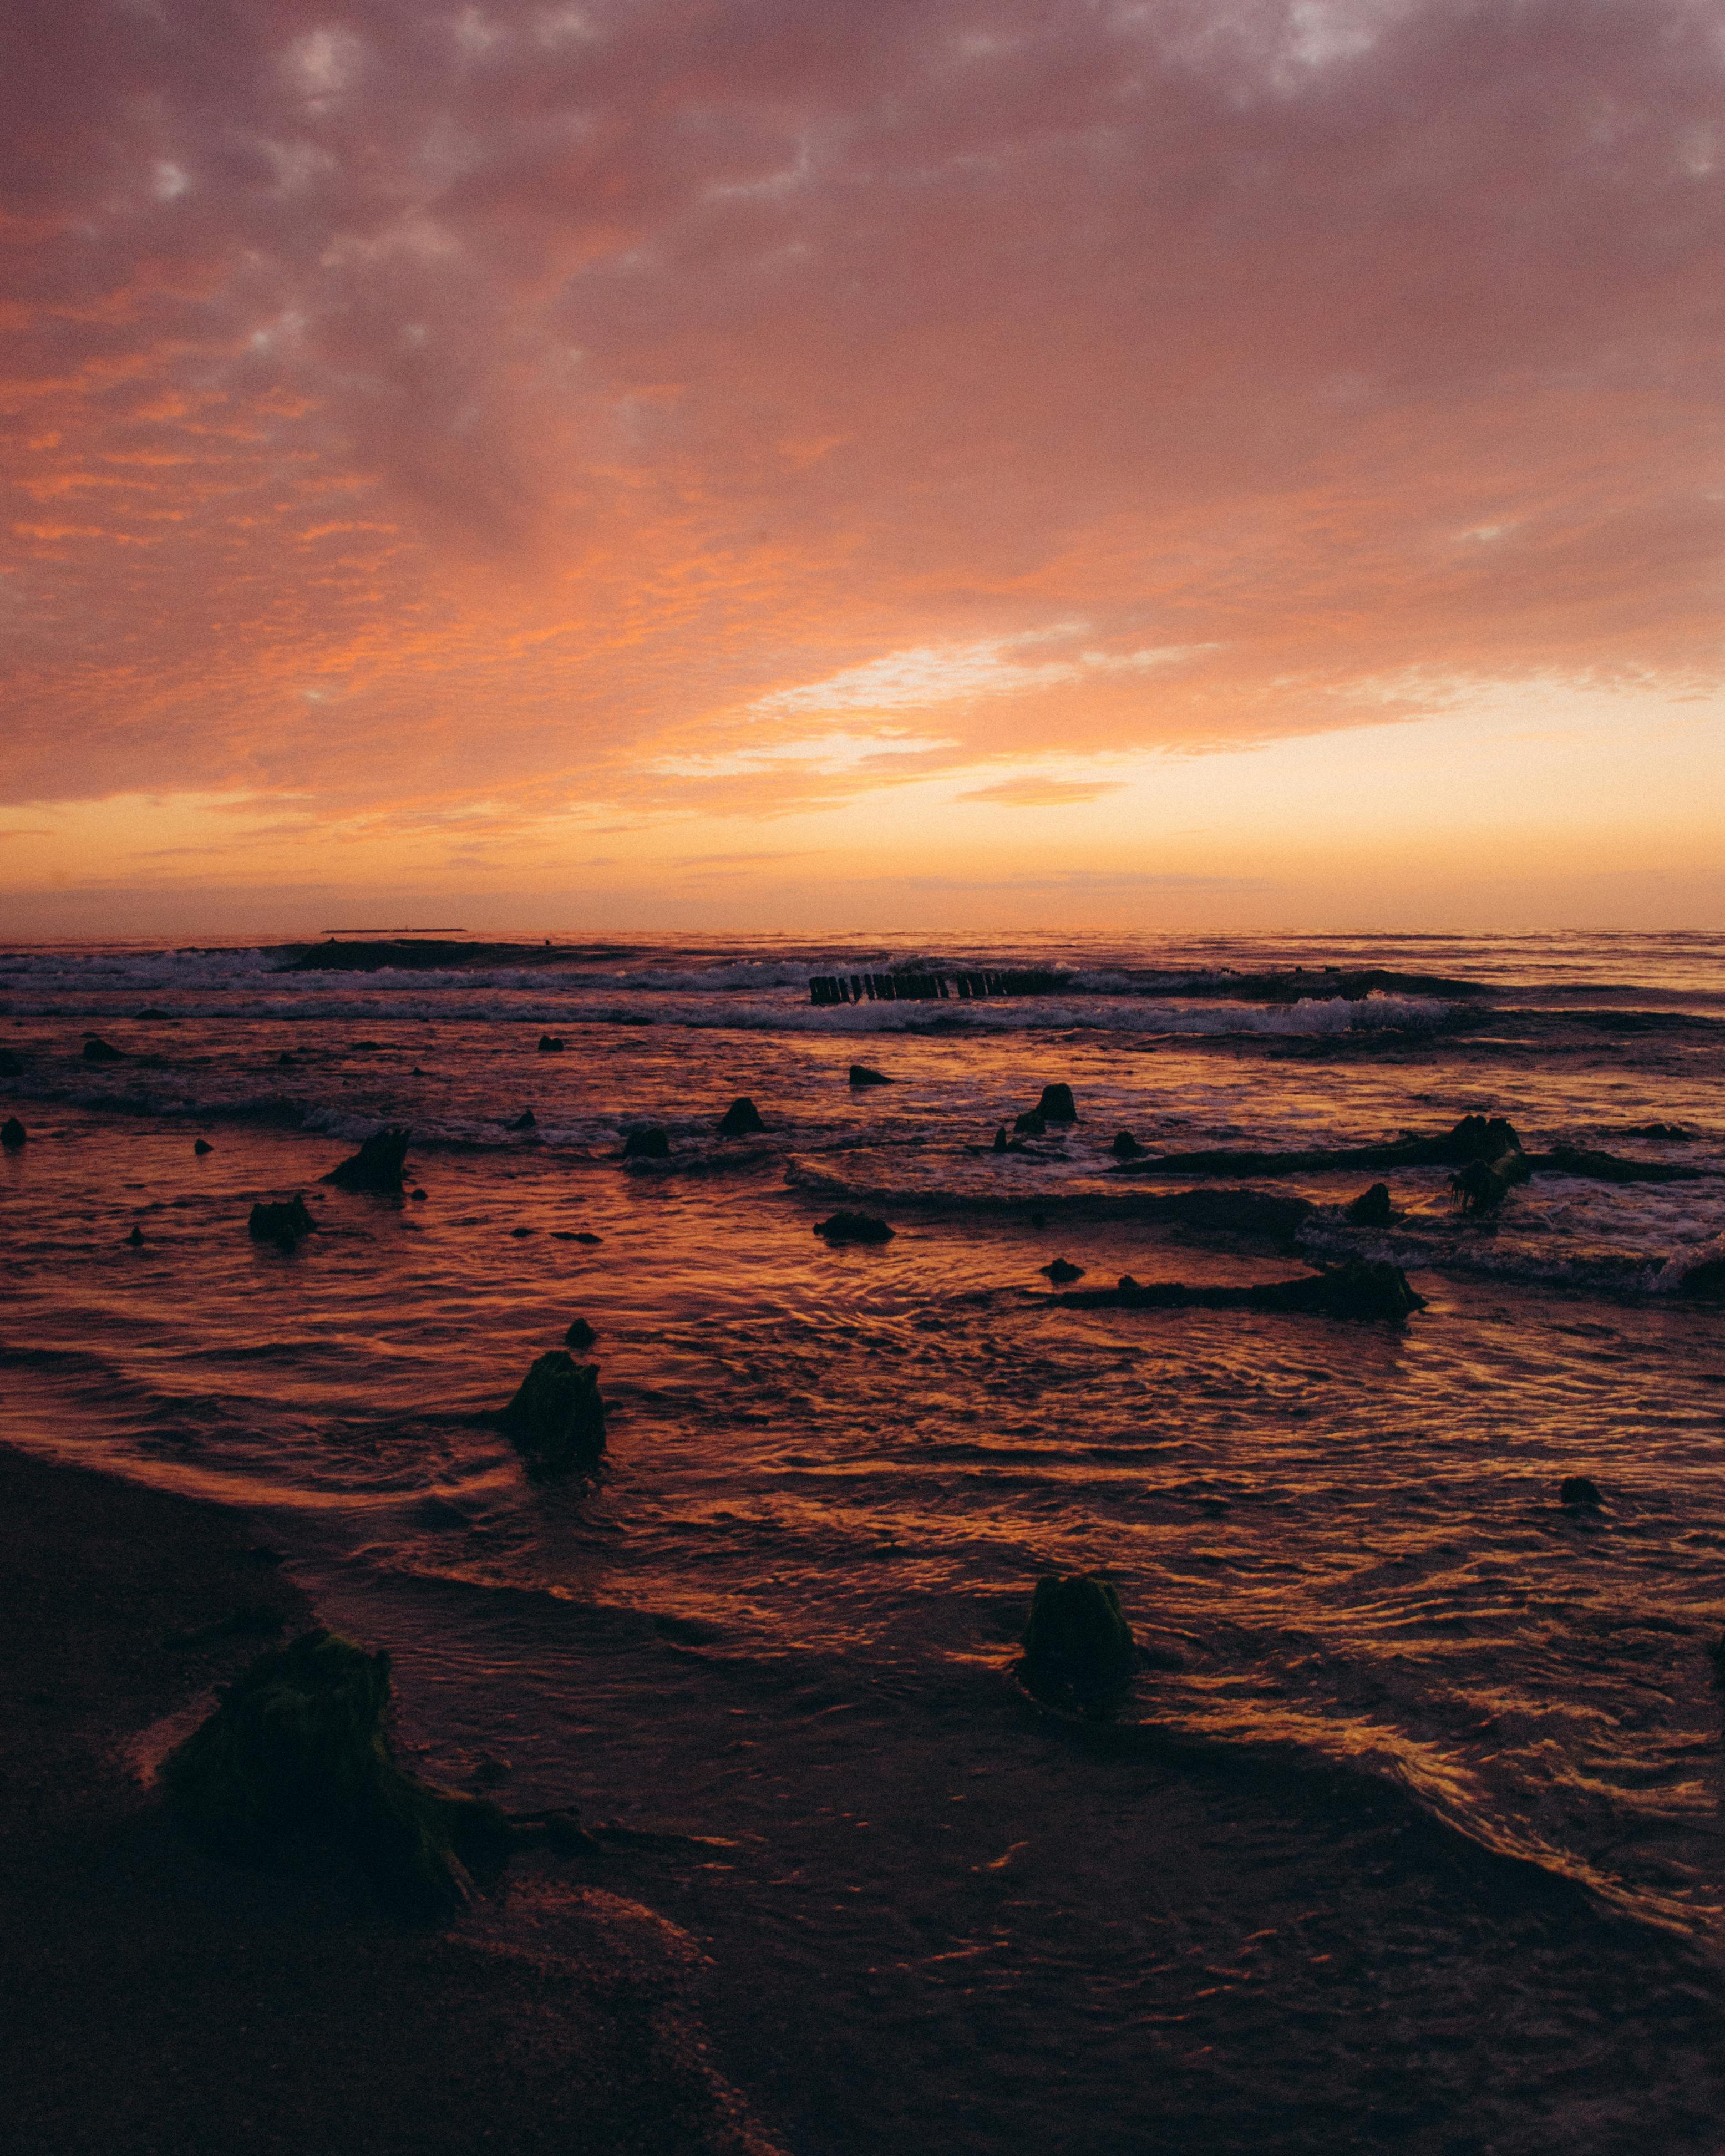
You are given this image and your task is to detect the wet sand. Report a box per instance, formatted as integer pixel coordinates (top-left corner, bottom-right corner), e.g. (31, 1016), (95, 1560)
(0, 1444), (780, 2156)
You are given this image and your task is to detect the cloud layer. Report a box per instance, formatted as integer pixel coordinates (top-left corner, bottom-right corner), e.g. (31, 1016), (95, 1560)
(4, 0), (1724, 854)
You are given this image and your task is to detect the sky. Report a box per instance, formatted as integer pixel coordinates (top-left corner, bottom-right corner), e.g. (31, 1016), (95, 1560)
(3, 0), (1724, 937)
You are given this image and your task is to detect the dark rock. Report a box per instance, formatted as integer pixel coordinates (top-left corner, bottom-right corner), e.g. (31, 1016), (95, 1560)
(0, 1048), (22, 1076)
(410, 1066), (427, 1076)
(1, 1117), (24, 1150)
(537, 1036), (565, 1053)
(1042, 1258), (1085, 1284)
(621, 1125), (671, 1160)
(164, 1604), (286, 1651)
(470, 1755), (513, 1788)
(498, 1350), (607, 1474)
(510, 1226), (535, 1238)
(1346, 1181), (1394, 1225)
(1013, 1109), (1047, 1136)
(993, 1126), (1008, 1152)
(277, 1051), (296, 1066)
(1037, 1083), (1078, 1122)
(126, 1225), (145, 1246)
(814, 1210), (894, 1245)
(163, 1627), (509, 1924)
(1021, 1572), (1136, 1706)
(1560, 1475), (1604, 1510)
(1629, 1123), (1691, 1140)
(564, 1318), (596, 1350)
(82, 1037), (125, 1063)
(508, 1109), (536, 1131)
(411, 1188), (427, 1200)
(248, 1195), (315, 1248)
(135, 1008), (174, 1020)
(717, 1097), (766, 1137)
(849, 1065), (892, 1087)
(351, 1039), (382, 1051)
(1029, 1211), (1047, 1229)
(1110, 1130), (1143, 1160)
(324, 1125), (410, 1193)
(1054, 1257), (1426, 1323)
(194, 1138), (214, 1155)
(575, 1231), (602, 1243)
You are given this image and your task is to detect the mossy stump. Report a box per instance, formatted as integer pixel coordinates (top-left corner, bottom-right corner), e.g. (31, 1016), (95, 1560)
(499, 1350), (607, 1474)
(162, 1628), (508, 1924)
(1021, 1572), (1137, 1710)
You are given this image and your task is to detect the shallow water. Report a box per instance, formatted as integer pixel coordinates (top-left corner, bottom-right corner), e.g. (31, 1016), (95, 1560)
(4, 930), (1725, 2150)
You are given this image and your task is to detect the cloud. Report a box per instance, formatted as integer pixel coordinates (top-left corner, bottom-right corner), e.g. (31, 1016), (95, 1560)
(957, 775), (1129, 807)
(2, 0), (1723, 860)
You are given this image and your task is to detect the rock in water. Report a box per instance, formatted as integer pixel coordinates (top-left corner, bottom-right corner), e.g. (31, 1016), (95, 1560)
(1346, 1181), (1394, 1225)
(849, 1065), (892, 1087)
(621, 1125), (671, 1160)
(993, 1127), (1008, 1152)
(194, 1138), (214, 1155)
(323, 1125), (410, 1192)
(1, 1117), (24, 1149)
(1013, 1110), (1047, 1136)
(499, 1350), (607, 1473)
(162, 1627), (508, 1925)
(564, 1318), (596, 1350)
(1021, 1573), (1137, 1707)
(537, 1034), (565, 1053)
(717, 1097), (766, 1137)
(814, 1210), (894, 1245)
(508, 1109), (536, 1131)
(248, 1196), (314, 1248)
(126, 1225), (145, 1246)
(1042, 1258), (1085, 1284)
(82, 1037), (125, 1063)
(1037, 1083), (1078, 1122)
(1110, 1130), (1143, 1160)
(1560, 1475), (1604, 1510)
(0, 1048), (23, 1076)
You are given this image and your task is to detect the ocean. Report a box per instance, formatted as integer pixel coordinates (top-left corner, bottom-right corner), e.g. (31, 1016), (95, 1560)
(4, 927), (1725, 2152)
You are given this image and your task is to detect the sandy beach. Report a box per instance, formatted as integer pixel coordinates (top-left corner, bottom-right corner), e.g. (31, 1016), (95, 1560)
(0, 1443), (781, 2156)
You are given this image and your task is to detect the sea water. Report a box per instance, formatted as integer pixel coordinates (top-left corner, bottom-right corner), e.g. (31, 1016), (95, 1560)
(4, 929), (1725, 2152)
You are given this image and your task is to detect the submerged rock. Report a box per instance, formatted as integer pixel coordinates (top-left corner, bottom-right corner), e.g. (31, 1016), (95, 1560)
(82, 1036), (125, 1063)
(1054, 1257), (1425, 1323)
(1110, 1130), (1143, 1160)
(248, 1196), (314, 1249)
(1021, 1573), (1136, 1707)
(1037, 1083), (1078, 1123)
(0, 1048), (23, 1076)
(1, 1116), (24, 1149)
(324, 1125), (410, 1193)
(1013, 1110), (1047, 1137)
(507, 1109), (537, 1132)
(1560, 1475), (1604, 1510)
(126, 1225), (145, 1246)
(1345, 1181), (1394, 1225)
(993, 1126), (1008, 1152)
(1042, 1258), (1086, 1284)
(621, 1125), (671, 1160)
(537, 1034), (565, 1053)
(717, 1097), (766, 1137)
(564, 1317), (596, 1350)
(814, 1210), (894, 1245)
(1630, 1123), (1691, 1140)
(499, 1350), (607, 1474)
(849, 1065), (892, 1087)
(163, 1627), (509, 1924)
(194, 1138), (214, 1155)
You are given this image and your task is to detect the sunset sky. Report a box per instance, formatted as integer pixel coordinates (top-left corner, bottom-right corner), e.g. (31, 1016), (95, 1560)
(4, 0), (1724, 936)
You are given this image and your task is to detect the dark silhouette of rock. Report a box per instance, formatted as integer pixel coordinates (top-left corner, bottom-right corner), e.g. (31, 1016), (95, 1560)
(248, 1196), (314, 1248)
(82, 1037), (125, 1063)
(1629, 1123), (1691, 1140)
(498, 1350), (607, 1474)
(564, 1318), (596, 1350)
(993, 1126), (1008, 1152)
(1037, 1083), (1078, 1122)
(814, 1210), (894, 1245)
(324, 1125), (410, 1192)
(0, 1048), (22, 1076)
(351, 1038), (382, 1051)
(1346, 1181), (1394, 1225)
(194, 1138), (213, 1155)
(1056, 1257), (1425, 1323)
(126, 1225), (145, 1246)
(537, 1035), (565, 1053)
(575, 1231), (602, 1243)
(1560, 1475), (1604, 1510)
(621, 1126), (671, 1160)
(163, 1627), (509, 1923)
(410, 1186), (428, 1201)
(1, 1117), (24, 1149)
(135, 1008), (173, 1019)
(1013, 1109), (1047, 1136)
(717, 1097), (765, 1137)
(508, 1109), (536, 1131)
(1110, 1130), (1143, 1160)
(1451, 1131), (1530, 1215)
(470, 1755), (512, 1788)
(1042, 1258), (1085, 1284)
(1021, 1573), (1136, 1706)
(277, 1051), (296, 1066)
(849, 1065), (892, 1087)
(510, 1226), (535, 1238)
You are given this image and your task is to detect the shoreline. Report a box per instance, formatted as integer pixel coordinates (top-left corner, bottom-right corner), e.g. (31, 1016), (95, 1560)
(0, 1441), (784, 2156)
